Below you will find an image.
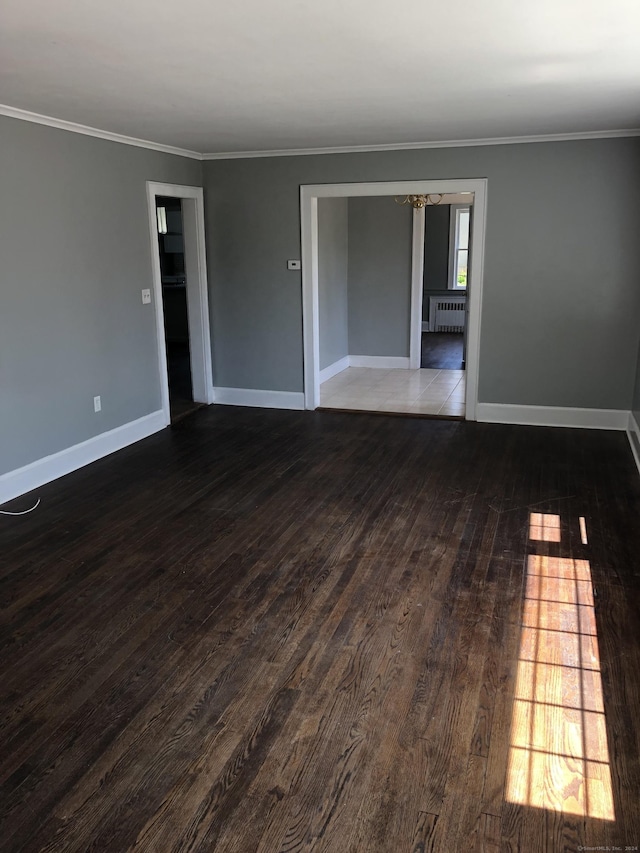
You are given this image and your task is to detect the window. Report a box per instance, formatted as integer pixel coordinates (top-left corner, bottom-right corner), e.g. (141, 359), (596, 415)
(156, 205), (168, 235)
(449, 206), (470, 290)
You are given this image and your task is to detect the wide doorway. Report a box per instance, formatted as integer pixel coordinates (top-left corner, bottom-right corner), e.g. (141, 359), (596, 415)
(302, 181), (485, 419)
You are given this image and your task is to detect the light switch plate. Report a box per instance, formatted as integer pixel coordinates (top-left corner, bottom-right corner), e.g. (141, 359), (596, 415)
(287, 259), (301, 270)
(141, 288), (151, 304)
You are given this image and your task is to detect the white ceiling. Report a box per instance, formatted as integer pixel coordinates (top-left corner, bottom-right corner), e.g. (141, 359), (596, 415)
(1, 0), (639, 156)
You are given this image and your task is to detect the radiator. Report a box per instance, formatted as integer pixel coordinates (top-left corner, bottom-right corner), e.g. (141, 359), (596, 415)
(428, 296), (467, 333)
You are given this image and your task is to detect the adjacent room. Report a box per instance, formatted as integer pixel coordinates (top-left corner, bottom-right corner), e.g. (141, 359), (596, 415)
(1, 2), (640, 851)
(155, 195), (199, 421)
(317, 193), (468, 417)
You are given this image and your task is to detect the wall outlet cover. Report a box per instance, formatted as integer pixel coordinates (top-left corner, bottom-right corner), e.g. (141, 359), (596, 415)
(287, 259), (301, 270)
(141, 289), (152, 304)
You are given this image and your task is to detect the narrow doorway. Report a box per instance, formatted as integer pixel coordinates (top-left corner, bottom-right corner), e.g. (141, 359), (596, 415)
(155, 196), (200, 421)
(421, 200), (470, 372)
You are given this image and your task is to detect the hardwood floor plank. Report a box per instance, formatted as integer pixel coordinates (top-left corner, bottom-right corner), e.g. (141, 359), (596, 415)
(1, 409), (639, 852)
(478, 812), (501, 852)
(411, 812), (439, 852)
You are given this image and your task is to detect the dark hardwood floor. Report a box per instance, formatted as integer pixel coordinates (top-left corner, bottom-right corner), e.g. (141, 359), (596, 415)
(167, 341), (201, 422)
(421, 332), (464, 369)
(1, 406), (639, 852)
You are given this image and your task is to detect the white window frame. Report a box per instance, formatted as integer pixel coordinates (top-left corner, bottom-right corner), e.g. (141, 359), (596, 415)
(448, 204), (470, 291)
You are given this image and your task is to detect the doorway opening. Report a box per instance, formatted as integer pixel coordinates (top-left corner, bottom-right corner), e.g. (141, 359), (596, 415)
(421, 198), (471, 372)
(155, 196), (197, 420)
(146, 182), (214, 426)
(301, 180), (486, 419)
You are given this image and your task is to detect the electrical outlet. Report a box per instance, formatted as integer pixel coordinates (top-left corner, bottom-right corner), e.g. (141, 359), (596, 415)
(287, 259), (301, 270)
(141, 289), (151, 304)
(94, 396), (101, 413)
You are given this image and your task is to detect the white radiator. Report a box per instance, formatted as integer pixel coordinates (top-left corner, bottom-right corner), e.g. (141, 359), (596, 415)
(428, 296), (466, 333)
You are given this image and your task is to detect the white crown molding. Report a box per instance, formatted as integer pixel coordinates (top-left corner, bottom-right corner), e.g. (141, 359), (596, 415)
(3, 102), (639, 162)
(202, 128), (640, 160)
(0, 410), (166, 506)
(476, 403), (629, 431)
(0, 104), (203, 160)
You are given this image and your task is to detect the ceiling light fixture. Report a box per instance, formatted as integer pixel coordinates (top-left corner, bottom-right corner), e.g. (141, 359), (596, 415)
(394, 193), (445, 209)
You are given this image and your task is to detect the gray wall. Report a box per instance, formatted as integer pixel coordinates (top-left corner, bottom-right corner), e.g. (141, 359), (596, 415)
(203, 139), (640, 409)
(4, 124), (639, 480)
(347, 197), (412, 358)
(318, 198), (348, 370)
(0, 115), (202, 475)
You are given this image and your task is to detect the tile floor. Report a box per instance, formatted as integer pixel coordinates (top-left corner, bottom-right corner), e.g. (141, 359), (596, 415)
(319, 367), (466, 417)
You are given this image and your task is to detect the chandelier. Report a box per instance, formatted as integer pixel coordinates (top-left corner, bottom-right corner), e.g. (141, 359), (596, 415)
(394, 193), (445, 209)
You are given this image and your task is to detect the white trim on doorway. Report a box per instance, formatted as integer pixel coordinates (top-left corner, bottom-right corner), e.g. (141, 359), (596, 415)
(146, 182), (215, 425)
(409, 207), (426, 370)
(301, 179), (488, 419)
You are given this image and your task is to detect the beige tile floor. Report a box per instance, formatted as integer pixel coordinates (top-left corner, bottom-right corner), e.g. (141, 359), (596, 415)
(320, 367), (466, 417)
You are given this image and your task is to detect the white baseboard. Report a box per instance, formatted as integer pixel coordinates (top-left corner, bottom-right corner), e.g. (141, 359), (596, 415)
(348, 356), (410, 369)
(0, 410), (166, 506)
(421, 321), (429, 332)
(213, 387), (305, 410)
(476, 403), (628, 430)
(319, 356), (350, 383)
(627, 412), (640, 475)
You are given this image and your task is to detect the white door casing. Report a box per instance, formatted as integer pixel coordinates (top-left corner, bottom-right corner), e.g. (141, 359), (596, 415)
(301, 179), (488, 420)
(409, 206), (426, 370)
(146, 182), (214, 424)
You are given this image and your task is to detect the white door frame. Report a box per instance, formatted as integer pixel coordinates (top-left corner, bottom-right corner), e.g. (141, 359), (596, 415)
(300, 178), (488, 420)
(146, 182), (214, 425)
(409, 206), (426, 370)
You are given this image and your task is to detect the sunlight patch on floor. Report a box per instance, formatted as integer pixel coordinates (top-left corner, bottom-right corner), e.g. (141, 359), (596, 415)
(506, 514), (615, 821)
